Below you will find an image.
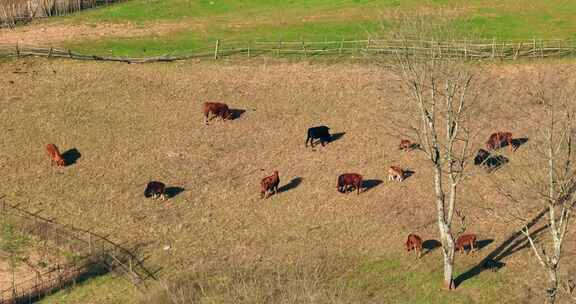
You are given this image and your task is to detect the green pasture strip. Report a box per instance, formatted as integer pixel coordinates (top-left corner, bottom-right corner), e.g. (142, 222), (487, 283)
(39, 274), (136, 304)
(64, 19), (382, 57)
(347, 256), (507, 304)
(61, 0), (434, 24)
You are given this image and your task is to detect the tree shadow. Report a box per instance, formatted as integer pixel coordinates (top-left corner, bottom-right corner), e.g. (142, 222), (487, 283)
(512, 137), (529, 151)
(421, 239), (442, 257)
(278, 177), (303, 193)
(329, 132), (346, 143)
(482, 259), (506, 272)
(362, 179), (383, 192)
(476, 239), (494, 251)
(454, 207), (548, 288)
(165, 187), (185, 198)
(61, 148), (81, 166)
(229, 109), (246, 120)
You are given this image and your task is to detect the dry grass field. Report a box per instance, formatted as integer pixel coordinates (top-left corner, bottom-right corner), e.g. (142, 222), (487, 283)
(1, 58), (575, 303)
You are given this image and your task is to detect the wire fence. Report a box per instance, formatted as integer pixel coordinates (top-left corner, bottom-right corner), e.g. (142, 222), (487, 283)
(0, 200), (156, 304)
(1, 38), (575, 64)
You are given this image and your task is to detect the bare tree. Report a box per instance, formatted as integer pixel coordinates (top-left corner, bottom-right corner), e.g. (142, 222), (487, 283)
(521, 87), (576, 304)
(392, 31), (475, 288)
(478, 74), (576, 303)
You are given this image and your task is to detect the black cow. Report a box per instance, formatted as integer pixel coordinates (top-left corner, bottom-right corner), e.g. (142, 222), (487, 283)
(144, 181), (166, 200)
(306, 126), (331, 147)
(474, 149), (508, 172)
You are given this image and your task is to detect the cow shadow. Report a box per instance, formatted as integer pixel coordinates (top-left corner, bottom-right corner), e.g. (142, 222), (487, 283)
(329, 132), (346, 143)
(484, 155), (509, 173)
(512, 137), (529, 151)
(62, 148), (81, 166)
(402, 170), (416, 180)
(230, 109), (246, 120)
(421, 239), (442, 257)
(362, 179), (383, 192)
(165, 187), (185, 198)
(278, 177), (303, 193)
(476, 239), (494, 251)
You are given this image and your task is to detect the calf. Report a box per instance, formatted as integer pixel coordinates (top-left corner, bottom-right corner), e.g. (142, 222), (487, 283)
(455, 234), (477, 255)
(203, 102), (232, 125)
(337, 173), (363, 195)
(144, 181), (166, 200)
(388, 166), (405, 182)
(306, 126), (331, 147)
(46, 144), (65, 167)
(261, 171), (280, 199)
(399, 139), (413, 151)
(486, 132), (514, 152)
(405, 234), (423, 258)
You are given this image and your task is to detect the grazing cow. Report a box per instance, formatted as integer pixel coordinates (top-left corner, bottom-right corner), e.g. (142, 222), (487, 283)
(46, 144), (65, 167)
(144, 181), (166, 200)
(306, 126), (331, 147)
(203, 102), (232, 124)
(405, 234), (423, 258)
(399, 139), (414, 151)
(474, 149), (508, 172)
(474, 149), (491, 166)
(261, 171), (280, 199)
(337, 173), (363, 195)
(388, 166), (405, 182)
(486, 132), (514, 152)
(455, 234), (477, 254)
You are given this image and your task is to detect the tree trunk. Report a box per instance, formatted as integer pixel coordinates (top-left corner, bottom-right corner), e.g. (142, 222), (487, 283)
(433, 163), (456, 289)
(546, 268), (558, 304)
(443, 244), (455, 289)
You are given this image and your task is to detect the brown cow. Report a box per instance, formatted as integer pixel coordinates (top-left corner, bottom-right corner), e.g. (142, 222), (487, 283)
(486, 132), (514, 152)
(455, 234), (477, 254)
(337, 173), (363, 195)
(399, 139), (413, 151)
(388, 166), (405, 182)
(405, 234), (423, 258)
(203, 102), (232, 125)
(46, 144), (65, 167)
(261, 171), (280, 199)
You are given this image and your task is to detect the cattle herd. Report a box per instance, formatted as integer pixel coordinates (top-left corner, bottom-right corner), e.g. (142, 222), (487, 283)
(45, 101), (521, 262)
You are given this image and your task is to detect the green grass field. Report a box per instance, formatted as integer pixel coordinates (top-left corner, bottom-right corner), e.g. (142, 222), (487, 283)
(42, 0), (576, 56)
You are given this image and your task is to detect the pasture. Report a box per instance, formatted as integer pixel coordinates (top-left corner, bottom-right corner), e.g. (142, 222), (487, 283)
(1, 57), (574, 303)
(2, 1), (576, 57)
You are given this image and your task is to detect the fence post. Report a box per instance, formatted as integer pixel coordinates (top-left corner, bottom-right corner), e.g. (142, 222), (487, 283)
(464, 39), (467, 60)
(491, 38), (495, 58)
(88, 232), (92, 255)
(16, 42), (20, 58)
(247, 41), (251, 58)
(213, 39), (219, 60)
(540, 39), (544, 59)
(532, 38), (536, 58)
(302, 41), (307, 58)
(339, 38), (344, 54)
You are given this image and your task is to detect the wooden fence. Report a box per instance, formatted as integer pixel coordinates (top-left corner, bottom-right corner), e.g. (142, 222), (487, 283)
(0, 0), (121, 28)
(1, 38), (575, 64)
(0, 200), (156, 304)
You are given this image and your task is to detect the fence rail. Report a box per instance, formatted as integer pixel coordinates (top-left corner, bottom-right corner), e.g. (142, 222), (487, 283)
(0, 38), (575, 64)
(0, 200), (155, 304)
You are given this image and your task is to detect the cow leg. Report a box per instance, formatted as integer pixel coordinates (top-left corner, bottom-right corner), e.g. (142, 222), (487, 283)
(305, 136), (310, 147)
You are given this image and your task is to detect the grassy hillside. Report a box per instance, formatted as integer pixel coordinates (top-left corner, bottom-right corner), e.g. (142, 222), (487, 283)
(2, 0), (574, 57)
(1, 58), (571, 303)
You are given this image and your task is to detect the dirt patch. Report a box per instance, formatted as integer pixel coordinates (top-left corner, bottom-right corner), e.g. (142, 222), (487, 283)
(0, 21), (193, 46)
